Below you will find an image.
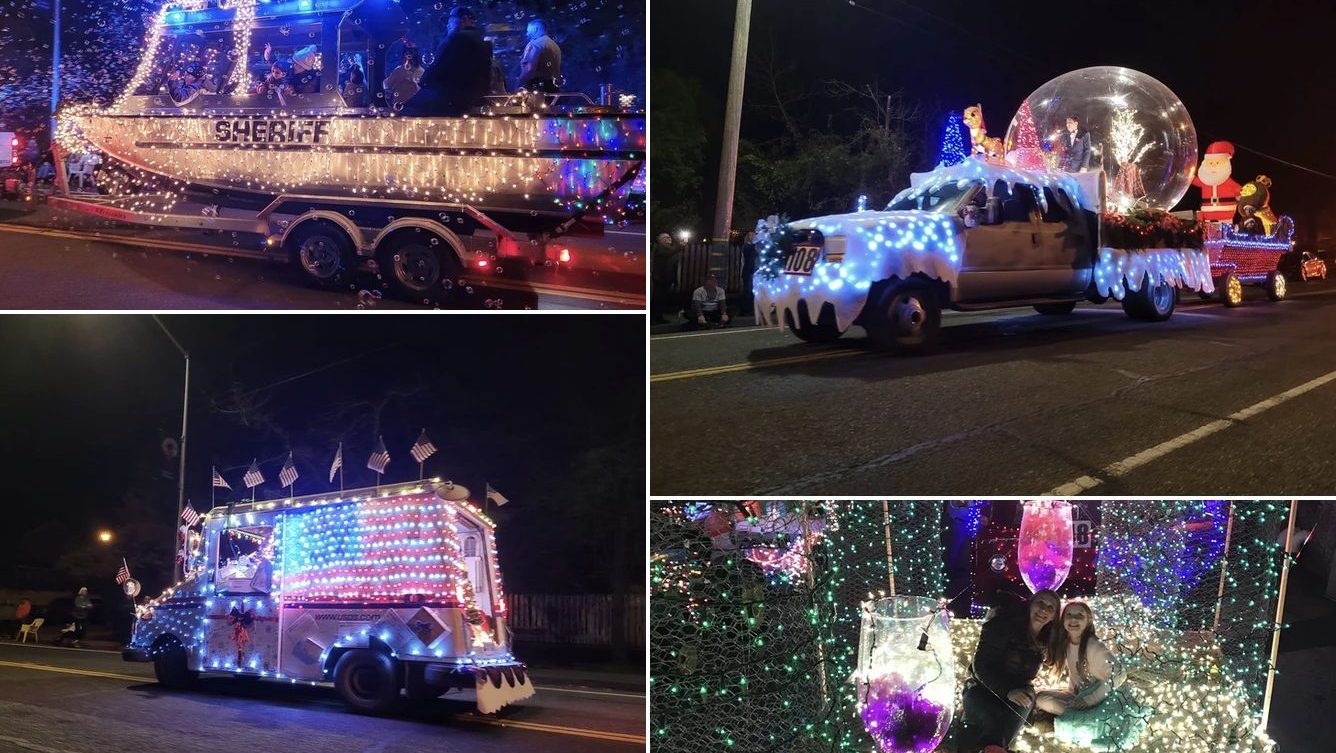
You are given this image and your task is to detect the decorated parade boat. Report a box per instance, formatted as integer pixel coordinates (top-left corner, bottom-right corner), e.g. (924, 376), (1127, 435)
(122, 479), (535, 714)
(60, 0), (644, 230)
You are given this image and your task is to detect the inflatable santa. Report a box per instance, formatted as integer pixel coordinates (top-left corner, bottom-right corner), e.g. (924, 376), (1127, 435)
(1192, 141), (1242, 223)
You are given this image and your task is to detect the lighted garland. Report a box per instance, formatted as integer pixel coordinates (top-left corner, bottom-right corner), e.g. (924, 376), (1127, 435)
(753, 215), (795, 283)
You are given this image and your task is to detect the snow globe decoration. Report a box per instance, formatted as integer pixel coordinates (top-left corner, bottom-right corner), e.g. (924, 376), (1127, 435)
(1018, 501), (1074, 593)
(855, 596), (954, 753)
(1006, 66), (1197, 212)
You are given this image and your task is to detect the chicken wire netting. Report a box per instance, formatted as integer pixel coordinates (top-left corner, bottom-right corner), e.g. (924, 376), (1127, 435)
(651, 501), (1291, 753)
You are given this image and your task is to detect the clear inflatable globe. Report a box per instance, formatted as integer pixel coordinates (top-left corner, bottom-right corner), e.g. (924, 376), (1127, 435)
(1005, 66), (1197, 212)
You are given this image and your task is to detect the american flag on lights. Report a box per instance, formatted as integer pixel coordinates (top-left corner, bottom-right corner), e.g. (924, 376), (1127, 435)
(410, 429), (438, 464)
(116, 559), (131, 585)
(279, 453), (299, 488)
(180, 504), (200, 527)
(367, 436), (390, 474)
(280, 493), (471, 604)
(212, 467), (231, 490)
(243, 460), (265, 489)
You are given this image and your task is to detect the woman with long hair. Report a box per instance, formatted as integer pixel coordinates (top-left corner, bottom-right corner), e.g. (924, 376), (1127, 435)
(1035, 601), (1146, 751)
(960, 588), (1060, 753)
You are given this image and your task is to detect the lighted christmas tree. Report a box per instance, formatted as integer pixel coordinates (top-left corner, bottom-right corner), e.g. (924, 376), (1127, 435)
(1007, 99), (1046, 171)
(936, 111), (968, 168)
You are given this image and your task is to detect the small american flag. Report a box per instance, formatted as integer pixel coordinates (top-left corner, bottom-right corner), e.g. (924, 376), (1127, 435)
(279, 452), (299, 488)
(410, 429), (437, 464)
(212, 467), (231, 490)
(116, 560), (131, 585)
(329, 442), (343, 483)
(181, 504), (200, 527)
(243, 460), (265, 489)
(367, 436), (390, 474)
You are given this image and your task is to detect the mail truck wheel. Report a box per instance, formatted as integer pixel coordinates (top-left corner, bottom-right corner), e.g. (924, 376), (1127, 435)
(287, 220), (356, 291)
(864, 279), (941, 352)
(334, 650), (400, 713)
(153, 638), (197, 689)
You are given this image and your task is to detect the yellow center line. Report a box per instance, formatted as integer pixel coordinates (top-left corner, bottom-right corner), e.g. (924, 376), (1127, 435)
(651, 348), (867, 383)
(0, 659), (644, 746)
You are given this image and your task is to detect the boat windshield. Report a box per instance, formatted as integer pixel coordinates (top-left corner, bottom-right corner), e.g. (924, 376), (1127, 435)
(886, 180), (979, 213)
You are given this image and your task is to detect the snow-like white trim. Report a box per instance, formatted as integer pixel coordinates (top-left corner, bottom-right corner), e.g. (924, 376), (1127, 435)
(475, 666), (536, 713)
(1092, 247), (1214, 300)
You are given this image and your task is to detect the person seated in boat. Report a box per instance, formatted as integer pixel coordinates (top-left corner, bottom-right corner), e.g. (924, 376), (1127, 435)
(519, 18), (562, 94)
(252, 61), (296, 105)
(343, 65), (368, 108)
(167, 63), (205, 106)
(265, 42), (321, 94)
(383, 47), (425, 109)
(400, 5), (493, 116)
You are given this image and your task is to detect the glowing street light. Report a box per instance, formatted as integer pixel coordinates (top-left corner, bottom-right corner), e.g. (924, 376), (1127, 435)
(97, 530), (114, 544)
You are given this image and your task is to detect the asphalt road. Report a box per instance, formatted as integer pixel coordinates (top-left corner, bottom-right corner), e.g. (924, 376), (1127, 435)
(0, 643), (644, 753)
(652, 279), (1336, 495)
(0, 207), (644, 310)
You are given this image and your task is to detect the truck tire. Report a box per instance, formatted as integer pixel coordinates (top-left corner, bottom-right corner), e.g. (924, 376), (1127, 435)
(788, 302), (843, 343)
(1218, 273), (1243, 307)
(153, 638), (197, 689)
(1034, 301), (1078, 315)
(1265, 271), (1287, 302)
(334, 650), (400, 714)
(376, 228), (463, 305)
(1121, 274), (1176, 322)
(864, 279), (941, 352)
(287, 220), (357, 291)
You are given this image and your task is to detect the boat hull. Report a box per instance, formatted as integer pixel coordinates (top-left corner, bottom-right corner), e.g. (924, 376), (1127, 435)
(71, 111), (644, 220)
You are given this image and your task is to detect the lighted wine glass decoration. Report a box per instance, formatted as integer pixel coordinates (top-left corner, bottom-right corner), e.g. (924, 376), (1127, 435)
(854, 596), (954, 753)
(1017, 500), (1074, 593)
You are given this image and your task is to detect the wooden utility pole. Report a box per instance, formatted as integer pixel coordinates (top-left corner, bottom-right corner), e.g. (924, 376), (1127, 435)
(711, 0), (753, 242)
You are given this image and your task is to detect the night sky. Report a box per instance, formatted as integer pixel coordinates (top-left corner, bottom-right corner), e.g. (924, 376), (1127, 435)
(653, 0), (1336, 240)
(0, 315), (644, 596)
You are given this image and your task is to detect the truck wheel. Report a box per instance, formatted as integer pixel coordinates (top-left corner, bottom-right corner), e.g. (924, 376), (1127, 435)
(376, 229), (463, 305)
(153, 639), (197, 689)
(1034, 301), (1078, 315)
(287, 220), (357, 291)
(1121, 274), (1176, 322)
(1218, 273), (1243, 307)
(334, 650), (400, 714)
(1265, 271), (1287, 301)
(864, 280), (941, 351)
(788, 303), (843, 343)
(403, 663), (447, 702)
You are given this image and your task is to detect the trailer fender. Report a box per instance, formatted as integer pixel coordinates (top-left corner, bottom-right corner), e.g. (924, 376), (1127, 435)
(280, 211), (366, 257)
(371, 218), (469, 267)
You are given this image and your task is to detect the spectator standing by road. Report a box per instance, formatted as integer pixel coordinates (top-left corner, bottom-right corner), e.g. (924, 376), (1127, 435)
(688, 274), (729, 329)
(519, 19), (561, 93)
(72, 587), (92, 647)
(651, 232), (681, 324)
(402, 6), (493, 117)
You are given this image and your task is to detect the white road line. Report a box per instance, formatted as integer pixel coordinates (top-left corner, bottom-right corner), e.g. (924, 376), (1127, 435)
(535, 685), (644, 699)
(1047, 367), (1336, 494)
(0, 734), (77, 753)
(652, 326), (775, 340)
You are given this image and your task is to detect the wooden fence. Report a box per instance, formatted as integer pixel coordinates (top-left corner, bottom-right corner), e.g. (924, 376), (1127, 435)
(507, 593), (644, 648)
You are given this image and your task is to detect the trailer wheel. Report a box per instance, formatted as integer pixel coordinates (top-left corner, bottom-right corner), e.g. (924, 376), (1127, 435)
(1218, 273), (1244, 307)
(376, 229), (463, 304)
(787, 302), (843, 343)
(334, 650), (400, 714)
(403, 663), (448, 702)
(1265, 271), (1287, 302)
(864, 279), (941, 352)
(152, 637), (197, 689)
(287, 220), (357, 290)
(1121, 274), (1176, 322)
(1034, 301), (1078, 315)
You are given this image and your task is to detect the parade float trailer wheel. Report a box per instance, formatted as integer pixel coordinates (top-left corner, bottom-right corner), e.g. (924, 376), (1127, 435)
(1218, 273), (1244, 307)
(1034, 301), (1078, 315)
(286, 220), (358, 291)
(1121, 274), (1176, 322)
(375, 228), (464, 305)
(152, 636), (198, 689)
(334, 649), (400, 714)
(786, 301), (844, 343)
(1265, 270), (1287, 301)
(864, 278), (942, 352)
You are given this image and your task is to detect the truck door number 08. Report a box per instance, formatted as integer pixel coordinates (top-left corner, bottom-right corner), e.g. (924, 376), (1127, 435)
(785, 245), (821, 275)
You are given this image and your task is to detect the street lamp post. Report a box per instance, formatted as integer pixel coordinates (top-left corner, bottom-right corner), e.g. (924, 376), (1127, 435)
(153, 316), (189, 582)
(711, 0), (753, 242)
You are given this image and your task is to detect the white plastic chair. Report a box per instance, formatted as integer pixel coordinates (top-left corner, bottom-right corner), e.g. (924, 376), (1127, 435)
(17, 617), (44, 643)
(67, 157), (94, 191)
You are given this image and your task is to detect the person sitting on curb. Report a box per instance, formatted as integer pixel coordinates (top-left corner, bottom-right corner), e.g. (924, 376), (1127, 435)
(686, 274), (729, 329)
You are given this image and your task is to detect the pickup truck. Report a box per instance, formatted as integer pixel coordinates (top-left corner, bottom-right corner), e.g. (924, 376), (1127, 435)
(753, 160), (1214, 350)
